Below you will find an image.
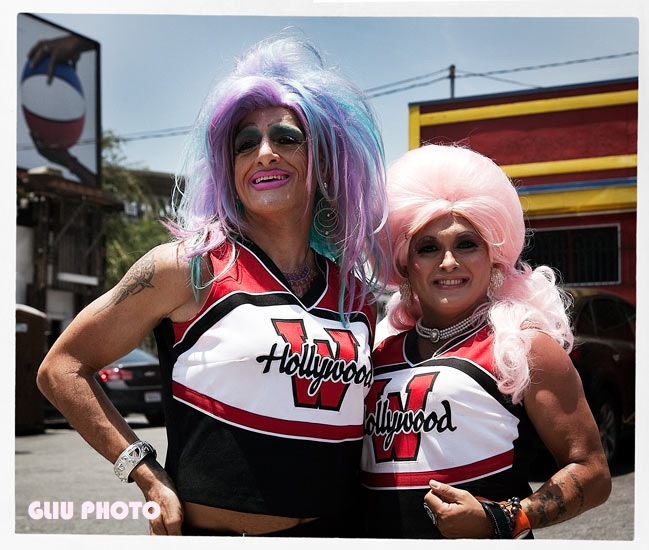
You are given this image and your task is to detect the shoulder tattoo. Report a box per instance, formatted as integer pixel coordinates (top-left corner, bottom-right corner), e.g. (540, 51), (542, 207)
(100, 255), (156, 311)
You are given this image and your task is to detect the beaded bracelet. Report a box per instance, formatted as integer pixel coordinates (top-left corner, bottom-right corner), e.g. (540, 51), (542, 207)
(477, 496), (532, 539)
(501, 497), (531, 539)
(499, 497), (522, 530)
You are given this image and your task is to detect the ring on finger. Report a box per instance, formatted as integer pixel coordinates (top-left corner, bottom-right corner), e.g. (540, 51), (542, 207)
(423, 503), (438, 526)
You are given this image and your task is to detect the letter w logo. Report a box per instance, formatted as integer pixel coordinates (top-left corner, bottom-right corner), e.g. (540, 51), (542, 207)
(366, 372), (438, 461)
(273, 319), (359, 411)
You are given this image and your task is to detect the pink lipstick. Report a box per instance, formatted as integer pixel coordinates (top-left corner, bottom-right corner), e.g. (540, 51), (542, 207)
(249, 170), (291, 190)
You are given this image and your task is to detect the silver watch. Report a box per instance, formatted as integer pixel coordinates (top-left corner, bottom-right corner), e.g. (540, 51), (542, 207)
(113, 440), (157, 483)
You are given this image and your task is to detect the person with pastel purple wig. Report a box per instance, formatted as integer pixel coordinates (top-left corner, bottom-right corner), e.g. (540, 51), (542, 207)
(361, 144), (610, 538)
(169, 32), (388, 316)
(38, 32), (389, 537)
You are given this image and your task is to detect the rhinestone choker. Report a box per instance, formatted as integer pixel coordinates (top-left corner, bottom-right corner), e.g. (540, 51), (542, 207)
(415, 316), (476, 343)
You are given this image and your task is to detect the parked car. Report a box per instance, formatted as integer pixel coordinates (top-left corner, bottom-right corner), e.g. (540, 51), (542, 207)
(43, 348), (165, 427)
(96, 348), (165, 426)
(563, 286), (636, 465)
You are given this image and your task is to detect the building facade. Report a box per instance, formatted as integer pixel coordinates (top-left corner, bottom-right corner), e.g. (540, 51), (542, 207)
(17, 167), (121, 345)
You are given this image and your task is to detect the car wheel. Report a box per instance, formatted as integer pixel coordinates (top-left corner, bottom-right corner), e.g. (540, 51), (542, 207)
(591, 390), (621, 465)
(145, 410), (165, 427)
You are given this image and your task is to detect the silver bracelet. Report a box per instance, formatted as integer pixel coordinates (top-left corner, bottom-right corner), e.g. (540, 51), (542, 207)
(113, 440), (157, 483)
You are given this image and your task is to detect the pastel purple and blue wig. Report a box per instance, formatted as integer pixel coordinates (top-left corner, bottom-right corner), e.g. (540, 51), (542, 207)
(167, 33), (389, 319)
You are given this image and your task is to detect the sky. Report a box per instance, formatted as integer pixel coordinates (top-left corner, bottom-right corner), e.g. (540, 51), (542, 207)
(8, 1), (642, 176)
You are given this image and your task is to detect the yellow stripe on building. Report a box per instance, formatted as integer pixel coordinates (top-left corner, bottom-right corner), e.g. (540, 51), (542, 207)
(409, 105), (421, 150)
(416, 90), (638, 127)
(520, 185), (637, 217)
(502, 154), (637, 178)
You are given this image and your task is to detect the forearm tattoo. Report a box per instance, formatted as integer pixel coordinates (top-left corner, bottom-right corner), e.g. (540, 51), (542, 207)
(565, 467), (586, 514)
(98, 256), (156, 312)
(531, 487), (567, 527)
(529, 467), (585, 528)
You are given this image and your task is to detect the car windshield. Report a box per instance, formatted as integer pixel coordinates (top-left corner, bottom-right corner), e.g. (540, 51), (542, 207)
(115, 349), (157, 365)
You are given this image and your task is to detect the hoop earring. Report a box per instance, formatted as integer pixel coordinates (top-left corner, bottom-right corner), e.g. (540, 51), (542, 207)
(313, 194), (338, 239)
(399, 279), (412, 306)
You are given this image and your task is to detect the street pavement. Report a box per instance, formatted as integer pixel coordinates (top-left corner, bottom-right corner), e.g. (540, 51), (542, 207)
(13, 415), (638, 541)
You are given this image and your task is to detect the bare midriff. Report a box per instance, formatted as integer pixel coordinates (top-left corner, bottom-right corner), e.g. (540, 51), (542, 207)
(183, 502), (318, 535)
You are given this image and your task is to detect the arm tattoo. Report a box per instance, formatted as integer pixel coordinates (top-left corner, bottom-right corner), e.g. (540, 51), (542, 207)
(565, 467), (586, 511)
(99, 256), (156, 312)
(532, 487), (567, 527)
(530, 467), (584, 528)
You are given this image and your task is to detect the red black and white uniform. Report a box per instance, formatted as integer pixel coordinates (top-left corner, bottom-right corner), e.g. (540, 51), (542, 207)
(361, 325), (537, 538)
(154, 238), (375, 530)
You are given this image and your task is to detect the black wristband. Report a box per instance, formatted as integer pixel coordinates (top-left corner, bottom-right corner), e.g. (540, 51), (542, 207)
(479, 499), (513, 539)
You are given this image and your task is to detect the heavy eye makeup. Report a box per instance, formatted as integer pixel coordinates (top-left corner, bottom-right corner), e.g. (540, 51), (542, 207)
(233, 123), (306, 155)
(412, 233), (483, 255)
(269, 123), (306, 146)
(233, 127), (262, 155)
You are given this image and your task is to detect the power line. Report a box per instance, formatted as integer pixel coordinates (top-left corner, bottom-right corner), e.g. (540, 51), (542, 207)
(366, 75), (449, 99)
(118, 126), (193, 142)
(17, 127), (192, 151)
(462, 51), (637, 78)
(367, 50), (637, 98)
(18, 50), (638, 149)
(364, 68), (448, 93)
(455, 69), (543, 90)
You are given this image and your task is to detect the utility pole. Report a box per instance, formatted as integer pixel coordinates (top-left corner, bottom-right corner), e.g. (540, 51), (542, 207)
(449, 64), (455, 98)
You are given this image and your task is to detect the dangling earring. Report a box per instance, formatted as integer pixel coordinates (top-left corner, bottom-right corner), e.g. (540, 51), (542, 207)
(313, 193), (338, 239)
(399, 278), (412, 306)
(487, 268), (504, 299)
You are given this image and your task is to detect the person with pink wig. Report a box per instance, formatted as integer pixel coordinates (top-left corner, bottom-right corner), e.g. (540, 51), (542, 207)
(361, 144), (610, 538)
(38, 32), (389, 536)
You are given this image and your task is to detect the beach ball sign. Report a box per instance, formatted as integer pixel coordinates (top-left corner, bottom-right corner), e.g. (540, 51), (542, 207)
(20, 57), (86, 149)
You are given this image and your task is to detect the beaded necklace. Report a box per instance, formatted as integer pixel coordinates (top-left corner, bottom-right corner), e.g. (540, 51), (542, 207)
(415, 316), (476, 343)
(415, 303), (490, 343)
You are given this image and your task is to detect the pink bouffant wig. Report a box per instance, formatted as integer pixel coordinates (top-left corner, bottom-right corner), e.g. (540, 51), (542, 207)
(383, 144), (573, 403)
